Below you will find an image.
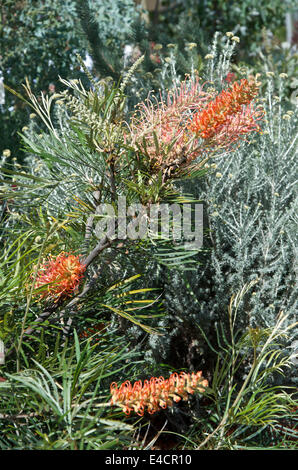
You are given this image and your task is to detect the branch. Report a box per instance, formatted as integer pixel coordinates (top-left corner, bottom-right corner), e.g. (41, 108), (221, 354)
(82, 234), (113, 268)
(24, 304), (61, 336)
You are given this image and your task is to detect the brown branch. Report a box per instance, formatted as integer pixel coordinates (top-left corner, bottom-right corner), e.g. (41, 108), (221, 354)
(81, 234), (113, 268)
(24, 304), (59, 336)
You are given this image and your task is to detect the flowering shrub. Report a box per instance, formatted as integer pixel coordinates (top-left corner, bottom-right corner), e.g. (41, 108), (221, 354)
(110, 371), (208, 416)
(1, 31), (296, 450)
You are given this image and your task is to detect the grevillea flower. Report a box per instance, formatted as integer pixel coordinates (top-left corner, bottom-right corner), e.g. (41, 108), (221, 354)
(128, 76), (213, 172)
(110, 371), (208, 416)
(33, 252), (86, 301)
(128, 76), (263, 179)
(188, 78), (263, 141)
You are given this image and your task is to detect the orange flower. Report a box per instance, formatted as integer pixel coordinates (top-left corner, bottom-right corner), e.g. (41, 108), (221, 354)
(110, 371), (208, 416)
(188, 78), (262, 141)
(33, 252), (86, 301)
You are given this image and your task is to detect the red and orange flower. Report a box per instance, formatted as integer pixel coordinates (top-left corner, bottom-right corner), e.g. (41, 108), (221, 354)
(110, 370), (208, 416)
(188, 78), (263, 141)
(33, 252), (86, 302)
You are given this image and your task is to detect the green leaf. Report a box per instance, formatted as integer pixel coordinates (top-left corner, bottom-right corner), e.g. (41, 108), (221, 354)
(101, 303), (161, 336)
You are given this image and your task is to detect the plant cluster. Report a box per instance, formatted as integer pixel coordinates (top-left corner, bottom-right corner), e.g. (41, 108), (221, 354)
(0, 12), (297, 451)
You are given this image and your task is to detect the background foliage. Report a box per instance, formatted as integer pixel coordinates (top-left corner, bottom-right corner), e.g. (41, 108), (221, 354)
(0, 0), (85, 158)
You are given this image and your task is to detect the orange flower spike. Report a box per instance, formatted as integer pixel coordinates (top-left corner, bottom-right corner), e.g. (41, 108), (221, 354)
(189, 78), (261, 140)
(110, 371), (208, 416)
(33, 252), (86, 302)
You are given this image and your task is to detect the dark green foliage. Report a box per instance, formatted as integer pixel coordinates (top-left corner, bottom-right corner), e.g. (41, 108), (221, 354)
(74, 0), (124, 82)
(0, 0), (86, 159)
(147, 0), (296, 59)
